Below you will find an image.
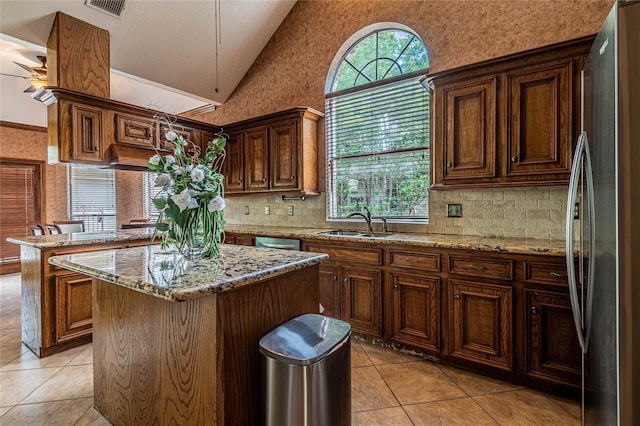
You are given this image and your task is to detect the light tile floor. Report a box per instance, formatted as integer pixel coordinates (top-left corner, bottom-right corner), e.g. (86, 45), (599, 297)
(0, 273), (581, 425)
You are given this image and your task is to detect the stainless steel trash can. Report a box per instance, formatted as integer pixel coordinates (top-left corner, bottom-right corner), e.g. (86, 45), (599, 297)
(259, 313), (351, 426)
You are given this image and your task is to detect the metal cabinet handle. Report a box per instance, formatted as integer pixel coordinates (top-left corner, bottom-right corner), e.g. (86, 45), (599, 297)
(333, 275), (338, 281)
(468, 264), (489, 271)
(454, 294), (460, 300)
(549, 272), (561, 277)
(446, 162), (452, 167)
(531, 306), (538, 315)
(343, 278), (348, 284)
(511, 156), (518, 162)
(290, 176), (295, 180)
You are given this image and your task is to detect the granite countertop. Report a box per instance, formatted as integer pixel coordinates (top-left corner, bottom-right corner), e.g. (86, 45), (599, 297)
(7, 228), (155, 249)
(224, 225), (568, 256)
(48, 244), (328, 302)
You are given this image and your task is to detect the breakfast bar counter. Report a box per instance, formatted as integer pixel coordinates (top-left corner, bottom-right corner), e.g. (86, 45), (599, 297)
(49, 244), (328, 426)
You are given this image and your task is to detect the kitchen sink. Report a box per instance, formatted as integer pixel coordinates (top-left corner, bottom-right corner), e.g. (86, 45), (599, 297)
(318, 230), (362, 236)
(318, 230), (393, 238)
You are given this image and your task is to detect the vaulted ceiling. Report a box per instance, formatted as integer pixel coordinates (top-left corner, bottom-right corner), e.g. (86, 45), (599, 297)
(0, 0), (297, 127)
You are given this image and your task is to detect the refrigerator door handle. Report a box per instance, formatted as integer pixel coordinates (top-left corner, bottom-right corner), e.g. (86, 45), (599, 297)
(566, 131), (588, 353)
(582, 133), (595, 352)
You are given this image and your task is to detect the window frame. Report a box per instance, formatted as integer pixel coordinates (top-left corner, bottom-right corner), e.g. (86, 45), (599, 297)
(325, 25), (431, 224)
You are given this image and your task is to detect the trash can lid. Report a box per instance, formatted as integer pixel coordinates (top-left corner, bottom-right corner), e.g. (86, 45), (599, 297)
(259, 314), (351, 366)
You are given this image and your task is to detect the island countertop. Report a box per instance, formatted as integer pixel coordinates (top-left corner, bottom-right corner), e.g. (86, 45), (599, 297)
(7, 228), (155, 249)
(48, 244), (328, 302)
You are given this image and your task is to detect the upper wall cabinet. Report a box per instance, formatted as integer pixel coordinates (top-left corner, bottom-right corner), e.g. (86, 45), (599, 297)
(38, 88), (221, 170)
(427, 36), (593, 189)
(223, 107), (323, 196)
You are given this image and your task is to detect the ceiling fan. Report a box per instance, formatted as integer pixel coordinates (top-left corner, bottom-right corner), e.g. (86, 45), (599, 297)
(0, 55), (47, 93)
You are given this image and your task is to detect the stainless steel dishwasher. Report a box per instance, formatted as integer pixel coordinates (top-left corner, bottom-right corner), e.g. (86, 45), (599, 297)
(255, 236), (301, 251)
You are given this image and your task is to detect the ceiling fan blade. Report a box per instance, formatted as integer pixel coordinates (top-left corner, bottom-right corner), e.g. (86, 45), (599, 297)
(0, 72), (32, 79)
(23, 85), (37, 93)
(12, 61), (34, 74)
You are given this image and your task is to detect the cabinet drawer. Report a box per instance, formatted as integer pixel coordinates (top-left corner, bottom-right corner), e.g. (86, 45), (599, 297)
(304, 243), (382, 265)
(389, 251), (440, 272)
(449, 256), (513, 281)
(524, 261), (569, 286)
(116, 113), (157, 147)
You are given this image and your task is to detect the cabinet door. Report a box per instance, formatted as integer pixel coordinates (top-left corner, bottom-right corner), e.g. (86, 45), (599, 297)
(71, 103), (104, 162)
(159, 124), (198, 152)
(224, 131), (244, 193)
(390, 273), (440, 352)
(341, 266), (382, 337)
(270, 120), (298, 190)
(506, 61), (573, 176)
(115, 113), (157, 148)
(319, 264), (340, 318)
(243, 126), (270, 191)
(55, 273), (93, 343)
(525, 289), (581, 387)
(438, 77), (497, 181)
(448, 279), (513, 371)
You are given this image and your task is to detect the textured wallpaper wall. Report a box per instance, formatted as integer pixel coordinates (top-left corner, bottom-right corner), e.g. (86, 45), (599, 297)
(197, 0), (614, 239)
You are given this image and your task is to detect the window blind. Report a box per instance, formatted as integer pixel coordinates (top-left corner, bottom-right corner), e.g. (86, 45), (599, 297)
(69, 165), (116, 232)
(143, 172), (161, 223)
(0, 163), (39, 263)
(326, 77), (430, 220)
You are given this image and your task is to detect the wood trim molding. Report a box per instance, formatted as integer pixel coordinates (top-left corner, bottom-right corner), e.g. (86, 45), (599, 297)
(0, 121), (47, 133)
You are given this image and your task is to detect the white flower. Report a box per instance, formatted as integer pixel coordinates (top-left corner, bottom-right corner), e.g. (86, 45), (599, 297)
(191, 167), (205, 183)
(149, 154), (161, 166)
(165, 155), (176, 165)
(165, 130), (178, 142)
(172, 165), (184, 175)
(171, 188), (199, 212)
(154, 173), (172, 191)
(208, 196), (225, 212)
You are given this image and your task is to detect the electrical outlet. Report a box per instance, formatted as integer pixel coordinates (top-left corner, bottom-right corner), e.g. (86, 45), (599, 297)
(264, 206), (270, 215)
(288, 206), (294, 216)
(574, 203), (580, 220)
(244, 206), (250, 215)
(446, 203), (462, 218)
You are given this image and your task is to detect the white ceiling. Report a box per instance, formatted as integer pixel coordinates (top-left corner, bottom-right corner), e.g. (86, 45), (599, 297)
(0, 0), (297, 127)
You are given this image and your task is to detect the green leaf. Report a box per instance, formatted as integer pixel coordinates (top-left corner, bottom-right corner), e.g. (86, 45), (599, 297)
(156, 222), (170, 232)
(152, 198), (167, 210)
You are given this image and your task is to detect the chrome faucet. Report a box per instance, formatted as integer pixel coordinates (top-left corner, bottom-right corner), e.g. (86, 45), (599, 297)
(347, 207), (372, 232)
(381, 217), (388, 233)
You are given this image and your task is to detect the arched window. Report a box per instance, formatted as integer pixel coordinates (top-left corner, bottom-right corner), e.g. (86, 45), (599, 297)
(326, 26), (430, 223)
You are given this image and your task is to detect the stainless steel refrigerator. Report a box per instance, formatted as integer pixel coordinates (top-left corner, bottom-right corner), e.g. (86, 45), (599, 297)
(565, 1), (640, 424)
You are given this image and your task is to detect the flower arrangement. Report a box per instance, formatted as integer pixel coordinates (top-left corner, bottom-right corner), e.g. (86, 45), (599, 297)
(147, 129), (227, 258)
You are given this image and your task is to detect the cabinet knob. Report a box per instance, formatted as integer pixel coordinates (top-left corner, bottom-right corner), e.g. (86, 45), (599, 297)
(333, 275), (338, 281)
(531, 306), (538, 315)
(343, 278), (348, 284)
(454, 294), (460, 300)
(262, 178), (266, 182)
(290, 176), (295, 180)
(446, 162), (452, 168)
(511, 156), (518, 162)
(95, 146), (100, 152)
(393, 284), (399, 289)
(239, 179), (243, 183)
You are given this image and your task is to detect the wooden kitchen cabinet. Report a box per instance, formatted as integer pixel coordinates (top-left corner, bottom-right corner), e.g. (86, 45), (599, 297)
(319, 263), (340, 318)
(525, 289), (582, 388)
(115, 113), (157, 149)
(304, 241), (383, 337)
(437, 77), (498, 182)
(428, 36), (592, 189)
(224, 107), (323, 196)
(447, 279), (514, 371)
(243, 126), (270, 191)
(54, 272), (93, 342)
(341, 266), (383, 337)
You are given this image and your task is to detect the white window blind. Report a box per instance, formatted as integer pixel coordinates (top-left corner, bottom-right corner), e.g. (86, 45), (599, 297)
(69, 165), (116, 231)
(143, 172), (161, 223)
(326, 77), (430, 220)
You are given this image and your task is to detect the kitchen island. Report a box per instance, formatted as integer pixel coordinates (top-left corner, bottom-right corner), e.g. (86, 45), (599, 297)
(7, 229), (154, 357)
(49, 244), (327, 426)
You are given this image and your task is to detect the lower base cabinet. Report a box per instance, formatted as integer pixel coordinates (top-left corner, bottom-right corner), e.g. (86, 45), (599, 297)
(341, 266), (382, 337)
(389, 272), (440, 352)
(525, 289), (582, 387)
(447, 279), (514, 371)
(55, 273), (93, 343)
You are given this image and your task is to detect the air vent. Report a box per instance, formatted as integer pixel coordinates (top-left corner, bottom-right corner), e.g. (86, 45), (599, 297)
(85, 0), (127, 18)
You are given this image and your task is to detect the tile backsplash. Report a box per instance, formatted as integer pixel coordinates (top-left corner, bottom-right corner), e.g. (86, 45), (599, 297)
(224, 186), (569, 240)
